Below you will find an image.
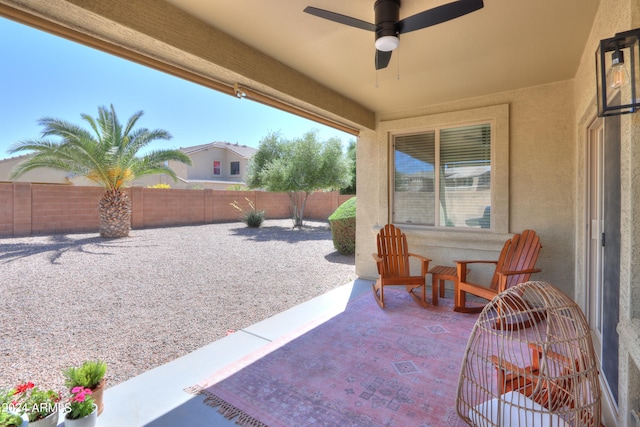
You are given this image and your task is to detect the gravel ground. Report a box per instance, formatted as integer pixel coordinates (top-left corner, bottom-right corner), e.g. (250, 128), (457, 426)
(0, 219), (356, 395)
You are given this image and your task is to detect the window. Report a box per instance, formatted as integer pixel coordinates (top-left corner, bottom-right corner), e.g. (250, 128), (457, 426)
(213, 160), (221, 175)
(392, 123), (492, 228)
(230, 161), (240, 175)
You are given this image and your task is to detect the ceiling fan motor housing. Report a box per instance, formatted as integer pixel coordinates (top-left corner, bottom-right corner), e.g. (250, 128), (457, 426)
(374, 0), (400, 41)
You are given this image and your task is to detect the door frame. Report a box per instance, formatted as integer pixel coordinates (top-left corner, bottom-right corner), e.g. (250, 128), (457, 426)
(585, 115), (620, 423)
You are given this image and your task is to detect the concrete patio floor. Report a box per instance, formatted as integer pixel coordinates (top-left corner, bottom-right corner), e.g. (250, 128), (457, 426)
(73, 279), (372, 427)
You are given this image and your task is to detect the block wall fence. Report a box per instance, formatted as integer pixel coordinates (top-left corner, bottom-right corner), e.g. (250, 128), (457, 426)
(0, 183), (354, 237)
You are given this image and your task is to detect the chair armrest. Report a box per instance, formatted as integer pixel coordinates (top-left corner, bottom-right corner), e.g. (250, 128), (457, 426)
(527, 343), (572, 365)
(499, 268), (541, 276)
(372, 253), (383, 263)
(408, 253), (431, 263)
(454, 260), (499, 265)
(489, 355), (531, 377)
(455, 260), (498, 282)
(408, 253), (431, 276)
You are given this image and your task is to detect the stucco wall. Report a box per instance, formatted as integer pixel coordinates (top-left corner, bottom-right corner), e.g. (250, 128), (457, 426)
(0, 156), (72, 184)
(571, 1), (640, 426)
(356, 80), (576, 298)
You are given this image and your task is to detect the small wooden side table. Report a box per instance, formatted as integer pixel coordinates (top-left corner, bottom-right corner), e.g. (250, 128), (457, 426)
(428, 265), (459, 306)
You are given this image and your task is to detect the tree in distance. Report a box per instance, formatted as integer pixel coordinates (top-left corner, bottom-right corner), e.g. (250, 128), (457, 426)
(246, 130), (352, 228)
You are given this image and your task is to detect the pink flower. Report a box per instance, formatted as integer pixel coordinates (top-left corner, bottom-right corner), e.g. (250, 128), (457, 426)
(71, 387), (92, 402)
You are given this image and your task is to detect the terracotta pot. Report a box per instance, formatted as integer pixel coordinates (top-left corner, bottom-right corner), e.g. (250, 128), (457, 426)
(90, 379), (106, 416)
(64, 403), (97, 427)
(29, 411), (58, 427)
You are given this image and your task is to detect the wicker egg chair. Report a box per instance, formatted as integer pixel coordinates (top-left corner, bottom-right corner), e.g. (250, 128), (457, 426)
(457, 281), (602, 426)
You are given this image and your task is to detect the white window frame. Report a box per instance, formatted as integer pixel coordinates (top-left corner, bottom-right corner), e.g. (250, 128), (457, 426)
(392, 122), (493, 229)
(380, 103), (509, 235)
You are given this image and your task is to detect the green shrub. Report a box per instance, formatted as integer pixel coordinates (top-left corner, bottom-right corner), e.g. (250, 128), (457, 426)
(226, 183), (248, 191)
(63, 360), (107, 389)
(231, 198), (265, 228)
(328, 197), (356, 255)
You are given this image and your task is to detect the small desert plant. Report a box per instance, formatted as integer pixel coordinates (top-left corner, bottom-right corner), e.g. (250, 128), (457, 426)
(226, 183), (248, 191)
(63, 360), (107, 390)
(147, 183), (171, 189)
(328, 197), (356, 255)
(231, 198), (265, 228)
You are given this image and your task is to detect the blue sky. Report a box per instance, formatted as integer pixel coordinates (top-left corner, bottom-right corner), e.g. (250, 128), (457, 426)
(0, 17), (354, 158)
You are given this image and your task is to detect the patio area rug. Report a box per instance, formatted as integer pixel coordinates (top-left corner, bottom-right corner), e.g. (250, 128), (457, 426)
(189, 289), (480, 427)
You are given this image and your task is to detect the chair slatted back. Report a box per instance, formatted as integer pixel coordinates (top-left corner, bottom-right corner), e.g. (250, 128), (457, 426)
(490, 229), (541, 291)
(376, 224), (411, 278)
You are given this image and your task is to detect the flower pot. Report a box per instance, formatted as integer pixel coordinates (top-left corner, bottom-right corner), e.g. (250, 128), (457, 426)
(29, 411), (58, 427)
(64, 404), (97, 427)
(90, 379), (106, 416)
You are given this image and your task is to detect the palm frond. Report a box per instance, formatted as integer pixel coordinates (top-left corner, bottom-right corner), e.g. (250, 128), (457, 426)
(122, 108), (144, 138)
(142, 149), (192, 166)
(124, 128), (173, 160)
(9, 105), (192, 190)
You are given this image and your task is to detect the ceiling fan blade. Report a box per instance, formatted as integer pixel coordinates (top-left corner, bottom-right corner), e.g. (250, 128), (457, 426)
(304, 6), (376, 32)
(397, 0), (484, 34)
(375, 50), (393, 70)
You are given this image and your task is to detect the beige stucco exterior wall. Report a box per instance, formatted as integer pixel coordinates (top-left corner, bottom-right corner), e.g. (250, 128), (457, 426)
(0, 156), (72, 184)
(184, 146), (249, 182)
(356, 80), (576, 298)
(572, 1), (640, 425)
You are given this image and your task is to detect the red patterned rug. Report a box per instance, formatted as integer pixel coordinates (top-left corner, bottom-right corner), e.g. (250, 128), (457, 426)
(190, 289), (480, 426)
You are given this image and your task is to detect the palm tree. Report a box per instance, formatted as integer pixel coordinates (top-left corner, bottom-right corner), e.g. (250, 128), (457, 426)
(9, 105), (192, 238)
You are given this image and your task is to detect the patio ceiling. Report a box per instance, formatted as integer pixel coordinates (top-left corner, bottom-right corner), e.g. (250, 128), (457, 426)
(0, 0), (600, 131)
(164, 0), (599, 115)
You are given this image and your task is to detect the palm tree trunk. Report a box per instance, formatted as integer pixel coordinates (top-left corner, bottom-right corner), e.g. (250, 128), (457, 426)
(99, 189), (131, 238)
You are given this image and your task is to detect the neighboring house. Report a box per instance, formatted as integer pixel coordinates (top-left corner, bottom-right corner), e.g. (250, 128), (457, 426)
(137, 141), (257, 190)
(0, 141), (257, 190)
(0, 154), (73, 185)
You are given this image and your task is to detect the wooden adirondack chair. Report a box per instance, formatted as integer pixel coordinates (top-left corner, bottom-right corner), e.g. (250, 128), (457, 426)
(372, 224), (431, 308)
(454, 229), (541, 313)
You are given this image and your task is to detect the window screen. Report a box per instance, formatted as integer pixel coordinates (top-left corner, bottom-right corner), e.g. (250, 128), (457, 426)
(393, 123), (491, 228)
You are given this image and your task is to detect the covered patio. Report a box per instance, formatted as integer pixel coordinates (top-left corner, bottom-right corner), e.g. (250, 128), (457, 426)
(1, 0), (639, 426)
(96, 280), (372, 427)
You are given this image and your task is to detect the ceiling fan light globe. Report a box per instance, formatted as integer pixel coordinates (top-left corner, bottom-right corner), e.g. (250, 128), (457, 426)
(375, 35), (399, 52)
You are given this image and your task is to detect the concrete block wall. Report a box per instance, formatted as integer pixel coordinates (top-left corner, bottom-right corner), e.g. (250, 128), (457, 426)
(141, 188), (207, 228)
(0, 183), (354, 237)
(304, 192), (353, 220)
(30, 185), (103, 235)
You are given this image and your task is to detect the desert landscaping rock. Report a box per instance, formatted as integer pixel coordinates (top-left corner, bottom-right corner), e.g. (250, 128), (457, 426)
(0, 219), (356, 395)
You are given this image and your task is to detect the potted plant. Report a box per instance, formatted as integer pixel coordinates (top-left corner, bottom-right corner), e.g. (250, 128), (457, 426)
(64, 387), (97, 427)
(9, 382), (61, 427)
(63, 360), (107, 415)
(0, 388), (28, 427)
(0, 412), (27, 427)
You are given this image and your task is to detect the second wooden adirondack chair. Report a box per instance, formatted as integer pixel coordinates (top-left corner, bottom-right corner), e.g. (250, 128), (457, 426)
(454, 229), (542, 313)
(372, 224), (431, 308)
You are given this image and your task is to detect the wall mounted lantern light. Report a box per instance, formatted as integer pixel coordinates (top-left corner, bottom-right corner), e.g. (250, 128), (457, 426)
(596, 28), (640, 117)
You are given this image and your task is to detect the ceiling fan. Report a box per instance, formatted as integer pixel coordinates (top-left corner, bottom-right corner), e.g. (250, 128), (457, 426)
(304, 0), (484, 70)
